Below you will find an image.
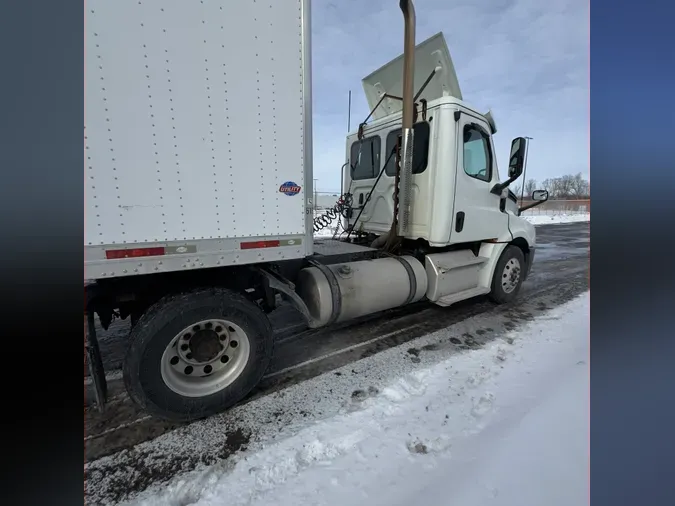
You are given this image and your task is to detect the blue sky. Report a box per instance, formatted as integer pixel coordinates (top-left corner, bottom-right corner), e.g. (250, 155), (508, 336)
(311, 0), (589, 192)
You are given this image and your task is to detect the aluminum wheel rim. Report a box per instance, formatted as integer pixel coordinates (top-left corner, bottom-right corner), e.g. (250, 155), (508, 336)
(160, 319), (250, 398)
(501, 257), (522, 294)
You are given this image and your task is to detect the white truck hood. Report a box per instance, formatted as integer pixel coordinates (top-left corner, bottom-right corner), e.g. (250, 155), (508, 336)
(361, 32), (463, 121)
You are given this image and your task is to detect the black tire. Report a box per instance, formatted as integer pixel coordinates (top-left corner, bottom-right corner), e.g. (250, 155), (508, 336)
(123, 287), (273, 421)
(489, 245), (526, 304)
(130, 312), (140, 328)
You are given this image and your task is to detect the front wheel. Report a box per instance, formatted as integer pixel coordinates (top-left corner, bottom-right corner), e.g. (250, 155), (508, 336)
(489, 245), (526, 304)
(123, 287), (274, 421)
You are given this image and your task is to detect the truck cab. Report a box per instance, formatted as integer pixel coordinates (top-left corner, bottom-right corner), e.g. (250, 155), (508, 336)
(343, 33), (536, 250)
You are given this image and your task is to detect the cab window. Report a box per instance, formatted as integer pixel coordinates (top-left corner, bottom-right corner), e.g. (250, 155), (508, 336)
(384, 122), (431, 177)
(350, 136), (381, 180)
(463, 125), (492, 182)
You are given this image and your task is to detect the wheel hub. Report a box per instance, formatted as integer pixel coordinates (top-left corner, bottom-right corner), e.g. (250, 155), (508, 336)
(189, 330), (222, 362)
(501, 257), (522, 294)
(160, 318), (251, 398)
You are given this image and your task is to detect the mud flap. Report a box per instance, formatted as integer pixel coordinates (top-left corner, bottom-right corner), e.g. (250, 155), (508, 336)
(85, 310), (108, 412)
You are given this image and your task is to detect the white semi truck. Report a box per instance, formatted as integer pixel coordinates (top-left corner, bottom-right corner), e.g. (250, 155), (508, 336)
(85, 0), (549, 421)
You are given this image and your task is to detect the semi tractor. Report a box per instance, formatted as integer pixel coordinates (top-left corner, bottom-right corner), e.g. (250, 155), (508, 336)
(84, 0), (549, 421)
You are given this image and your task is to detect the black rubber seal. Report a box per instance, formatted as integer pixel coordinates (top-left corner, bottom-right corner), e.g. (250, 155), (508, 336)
(391, 256), (418, 305)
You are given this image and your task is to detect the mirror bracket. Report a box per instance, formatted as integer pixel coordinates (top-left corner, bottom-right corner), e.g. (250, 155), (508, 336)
(491, 179), (516, 195)
(491, 171), (522, 195)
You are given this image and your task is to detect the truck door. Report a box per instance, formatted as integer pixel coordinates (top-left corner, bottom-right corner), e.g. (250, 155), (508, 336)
(450, 115), (510, 244)
(345, 134), (389, 233)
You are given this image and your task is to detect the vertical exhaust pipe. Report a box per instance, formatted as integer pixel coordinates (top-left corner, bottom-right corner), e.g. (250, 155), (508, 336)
(373, 0), (416, 250)
(399, 0), (416, 132)
(397, 0), (416, 237)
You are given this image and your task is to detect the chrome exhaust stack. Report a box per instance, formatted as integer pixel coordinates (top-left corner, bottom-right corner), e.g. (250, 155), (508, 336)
(396, 0), (416, 239)
(399, 0), (416, 132)
(397, 0), (416, 237)
(374, 0), (416, 251)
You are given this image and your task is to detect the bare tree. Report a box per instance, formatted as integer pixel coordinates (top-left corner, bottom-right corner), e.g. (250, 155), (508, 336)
(513, 173), (589, 201)
(541, 178), (555, 197)
(524, 178), (537, 197)
(559, 175), (575, 198)
(571, 173), (590, 198)
(538, 174), (590, 199)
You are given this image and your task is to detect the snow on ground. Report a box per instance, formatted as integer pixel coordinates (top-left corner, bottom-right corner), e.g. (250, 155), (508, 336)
(521, 212), (590, 225)
(123, 292), (589, 506)
(312, 211), (590, 238)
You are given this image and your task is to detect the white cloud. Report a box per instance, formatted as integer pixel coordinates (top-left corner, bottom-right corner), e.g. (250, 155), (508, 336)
(311, 0), (589, 192)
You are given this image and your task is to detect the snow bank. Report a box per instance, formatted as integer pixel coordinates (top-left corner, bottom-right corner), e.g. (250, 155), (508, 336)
(125, 292), (589, 506)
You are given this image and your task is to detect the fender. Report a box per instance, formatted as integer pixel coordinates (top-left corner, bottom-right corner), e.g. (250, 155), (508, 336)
(477, 226), (535, 290)
(508, 214), (537, 248)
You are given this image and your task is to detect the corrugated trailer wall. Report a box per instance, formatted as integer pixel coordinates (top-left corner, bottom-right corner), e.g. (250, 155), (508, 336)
(85, 0), (313, 279)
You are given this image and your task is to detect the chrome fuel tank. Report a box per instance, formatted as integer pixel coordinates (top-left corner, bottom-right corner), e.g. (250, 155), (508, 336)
(296, 255), (428, 327)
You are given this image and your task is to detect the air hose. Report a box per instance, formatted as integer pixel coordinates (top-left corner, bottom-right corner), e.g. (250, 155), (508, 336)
(313, 193), (353, 234)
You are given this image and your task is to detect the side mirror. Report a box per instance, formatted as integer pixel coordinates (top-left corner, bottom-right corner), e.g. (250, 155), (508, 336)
(532, 189), (548, 202)
(518, 189), (549, 215)
(507, 137), (527, 179)
(491, 136), (528, 195)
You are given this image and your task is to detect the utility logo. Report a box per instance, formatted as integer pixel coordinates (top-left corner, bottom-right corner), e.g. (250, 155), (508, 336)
(279, 181), (302, 196)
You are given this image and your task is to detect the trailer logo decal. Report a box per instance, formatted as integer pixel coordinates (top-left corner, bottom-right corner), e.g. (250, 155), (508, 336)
(279, 181), (302, 196)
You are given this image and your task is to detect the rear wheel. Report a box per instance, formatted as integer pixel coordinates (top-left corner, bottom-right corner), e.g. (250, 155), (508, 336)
(489, 245), (526, 304)
(123, 287), (273, 421)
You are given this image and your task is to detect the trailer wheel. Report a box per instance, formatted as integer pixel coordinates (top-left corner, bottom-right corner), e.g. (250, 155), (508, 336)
(123, 287), (273, 421)
(489, 245), (526, 304)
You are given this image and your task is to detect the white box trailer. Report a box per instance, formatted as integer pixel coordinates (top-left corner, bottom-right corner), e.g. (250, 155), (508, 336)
(85, 0), (313, 280)
(84, 0), (549, 422)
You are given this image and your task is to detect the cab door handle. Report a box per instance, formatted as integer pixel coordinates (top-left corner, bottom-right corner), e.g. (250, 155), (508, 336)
(455, 212), (465, 232)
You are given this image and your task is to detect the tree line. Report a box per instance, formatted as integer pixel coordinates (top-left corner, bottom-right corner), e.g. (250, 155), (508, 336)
(513, 172), (590, 200)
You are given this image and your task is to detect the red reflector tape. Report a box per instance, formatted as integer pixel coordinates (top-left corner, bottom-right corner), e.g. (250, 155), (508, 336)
(240, 240), (281, 250)
(105, 247), (166, 259)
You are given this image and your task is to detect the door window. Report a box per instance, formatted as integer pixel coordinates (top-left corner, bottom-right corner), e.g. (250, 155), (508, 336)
(350, 136), (381, 180)
(383, 122), (431, 176)
(463, 125), (492, 182)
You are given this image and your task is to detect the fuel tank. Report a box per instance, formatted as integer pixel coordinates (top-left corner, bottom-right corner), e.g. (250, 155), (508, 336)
(296, 256), (428, 327)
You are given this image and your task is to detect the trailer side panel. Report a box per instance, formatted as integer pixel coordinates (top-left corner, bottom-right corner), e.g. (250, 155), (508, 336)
(85, 0), (312, 279)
